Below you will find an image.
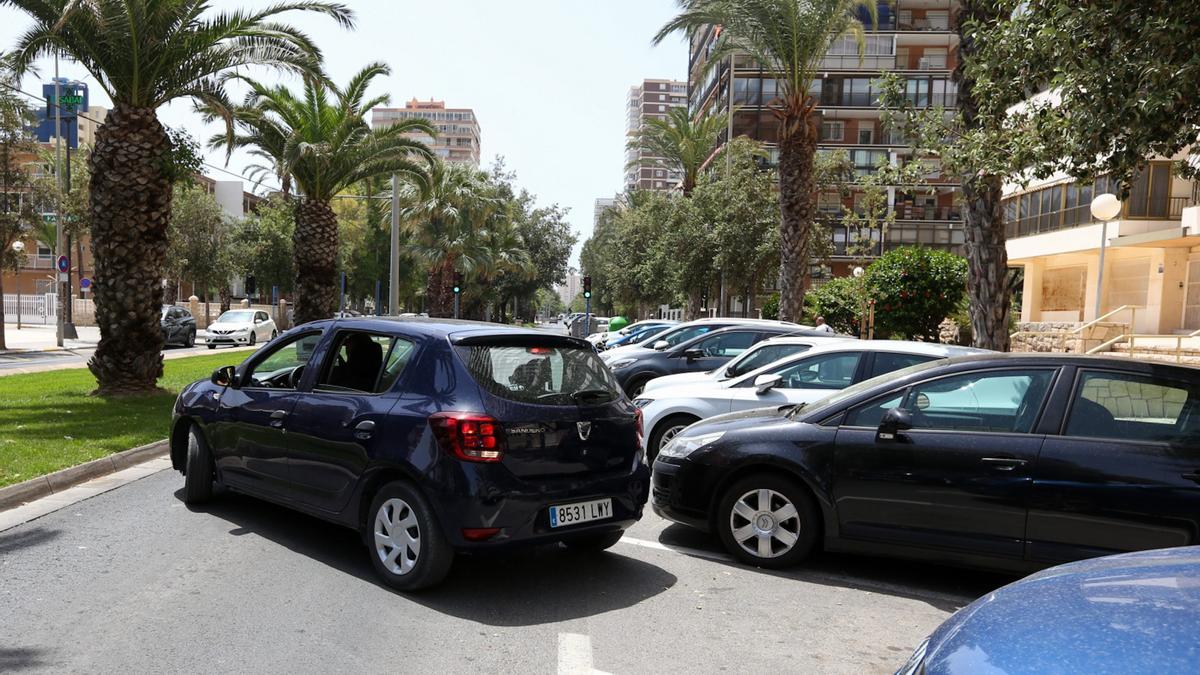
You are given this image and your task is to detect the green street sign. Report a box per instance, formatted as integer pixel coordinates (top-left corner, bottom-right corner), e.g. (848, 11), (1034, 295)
(58, 94), (83, 106)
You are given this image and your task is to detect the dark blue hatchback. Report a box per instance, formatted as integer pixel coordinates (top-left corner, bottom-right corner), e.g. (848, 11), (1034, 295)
(170, 318), (649, 590)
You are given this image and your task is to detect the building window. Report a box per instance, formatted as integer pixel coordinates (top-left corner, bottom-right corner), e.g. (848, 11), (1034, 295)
(820, 121), (844, 141)
(858, 127), (874, 144)
(658, 105), (666, 111)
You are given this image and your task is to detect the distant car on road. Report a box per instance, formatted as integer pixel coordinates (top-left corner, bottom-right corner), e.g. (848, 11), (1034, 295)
(160, 305), (197, 348)
(636, 340), (978, 459)
(653, 354), (1200, 572)
(641, 333), (852, 395)
(204, 309), (277, 349)
(172, 318), (649, 590)
(897, 546), (1200, 675)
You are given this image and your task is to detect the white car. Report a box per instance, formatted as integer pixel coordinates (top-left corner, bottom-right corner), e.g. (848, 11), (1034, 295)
(634, 340), (987, 459)
(205, 309), (278, 349)
(641, 334), (851, 394)
(588, 319), (680, 350)
(601, 318), (802, 362)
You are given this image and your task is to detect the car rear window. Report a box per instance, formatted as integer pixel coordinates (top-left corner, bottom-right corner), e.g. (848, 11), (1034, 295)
(455, 344), (623, 406)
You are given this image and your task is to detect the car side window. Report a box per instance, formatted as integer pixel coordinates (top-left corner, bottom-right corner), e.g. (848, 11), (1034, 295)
(255, 311), (268, 323)
(739, 352), (861, 390)
(665, 325), (714, 346)
(904, 370), (1055, 434)
(316, 331), (411, 394)
(693, 331), (757, 357)
(245, 332), (323, 389)
(846, 392), (906, 428)
(728, 344), (812, 377)
(869, 352), (937, 379)
(1064, 370), (1200, 444)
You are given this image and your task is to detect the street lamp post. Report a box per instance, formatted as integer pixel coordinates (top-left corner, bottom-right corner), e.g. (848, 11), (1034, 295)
(1090, 193), (1122, 320)
(11, 240), (24, 329)
(853, 266), (866, 337)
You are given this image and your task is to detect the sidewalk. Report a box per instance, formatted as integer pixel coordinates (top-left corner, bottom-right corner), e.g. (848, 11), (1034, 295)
(0, 323), (100, 352)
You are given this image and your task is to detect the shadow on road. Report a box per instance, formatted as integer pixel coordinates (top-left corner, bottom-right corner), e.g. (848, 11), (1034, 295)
(0, 526), (61, 555)
(183, 488), (677, 626)
(0, 647), (50, 671)
(656, 523), (1010, 613)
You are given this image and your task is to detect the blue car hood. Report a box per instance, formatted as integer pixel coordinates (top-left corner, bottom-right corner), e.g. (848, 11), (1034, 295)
(924, 546), (1200, 674)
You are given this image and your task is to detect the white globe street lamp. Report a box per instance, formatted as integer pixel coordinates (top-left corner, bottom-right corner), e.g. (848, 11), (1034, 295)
(852, 266), (865, 278)
(1089, 193), (1122, 319)
(11, 239), (25, 329)
(11, 240), (24, 252)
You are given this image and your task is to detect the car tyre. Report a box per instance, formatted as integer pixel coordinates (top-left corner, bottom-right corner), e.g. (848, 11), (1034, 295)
(185, 329), (195, 348)
(249, 331), (257, 346)
(183, 425), (215, 505)
(561, 530), (624, 553)
(648, 414), (699, 463)
(626, 374), (653, 398)
(207, 344), (216, 350)
(716, 473), (819, 569)
(270, 330), (278, 339)
(367, 481), (454, 592)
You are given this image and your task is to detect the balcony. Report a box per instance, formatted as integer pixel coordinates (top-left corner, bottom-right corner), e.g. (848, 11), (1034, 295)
(816, 54), (897, 71)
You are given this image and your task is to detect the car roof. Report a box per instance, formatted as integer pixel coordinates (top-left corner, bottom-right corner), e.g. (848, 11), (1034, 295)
(297, 316), (586, 344)
(674, 317), (800, 327)
(726, 340), (989, 386)
(754, 335), (853, 347)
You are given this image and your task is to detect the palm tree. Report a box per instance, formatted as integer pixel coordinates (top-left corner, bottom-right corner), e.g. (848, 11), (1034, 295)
(4, 0), (354, 395)
(655, 0), (875, 322)
(205, 63), (435, 325)
(625, 106), (728, 196)
(398, 161), (500, 318)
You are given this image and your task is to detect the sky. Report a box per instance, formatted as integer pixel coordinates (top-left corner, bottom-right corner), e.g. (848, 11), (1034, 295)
(0, 0), (689, 267)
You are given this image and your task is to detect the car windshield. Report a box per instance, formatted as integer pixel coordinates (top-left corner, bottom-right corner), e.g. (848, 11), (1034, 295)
(654, 324), (716, 348)
(789, 357), (949, 421)
(455, 343), (623, 406)
(217, 311), (254, 323)
(724, 343), (813, 378)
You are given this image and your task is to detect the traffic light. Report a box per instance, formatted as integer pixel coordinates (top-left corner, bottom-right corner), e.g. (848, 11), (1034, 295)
(452, 272), (463, 295)
(582, 275), (592, 299)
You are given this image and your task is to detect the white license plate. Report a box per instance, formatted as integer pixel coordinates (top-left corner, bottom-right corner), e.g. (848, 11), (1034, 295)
(548, 498), (613, 528)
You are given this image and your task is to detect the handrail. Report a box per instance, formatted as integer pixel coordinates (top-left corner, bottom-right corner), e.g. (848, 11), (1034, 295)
(1087, 327), (1200, 363)
(1010, 305), (1140, 353)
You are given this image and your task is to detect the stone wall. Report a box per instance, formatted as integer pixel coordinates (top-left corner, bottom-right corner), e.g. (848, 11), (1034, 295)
(1011, 321), (1082, 353)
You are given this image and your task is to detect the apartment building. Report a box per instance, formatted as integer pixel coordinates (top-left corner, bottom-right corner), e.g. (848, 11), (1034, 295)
(624, 79), (689, 192)
(686, 1), (964, 279)
(556, 272), (582, 307)
(372, 99), (481, 165)
(1006, 156), (1200, 335)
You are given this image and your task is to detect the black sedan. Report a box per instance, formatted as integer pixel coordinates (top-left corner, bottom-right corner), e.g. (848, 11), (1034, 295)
(652, 354), (1200, 572)
(602, 323), (830, 396)
(160, 305), (197, 348)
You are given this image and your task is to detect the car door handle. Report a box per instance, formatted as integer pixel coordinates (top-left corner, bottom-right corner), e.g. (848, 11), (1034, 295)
(353, 420), (376, 439)
(1182, 472), (1200, 484)
(981, 457), (1027, 470)
(270, 409), (288, 428)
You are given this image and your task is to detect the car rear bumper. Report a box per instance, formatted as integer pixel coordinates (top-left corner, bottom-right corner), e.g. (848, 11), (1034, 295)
(436, 462), (651, 550)
(650, 457), (713, 533)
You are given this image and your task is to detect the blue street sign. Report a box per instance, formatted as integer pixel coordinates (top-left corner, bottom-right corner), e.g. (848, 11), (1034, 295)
(57, 255), (69, 273)
(80, 277), (91, 289)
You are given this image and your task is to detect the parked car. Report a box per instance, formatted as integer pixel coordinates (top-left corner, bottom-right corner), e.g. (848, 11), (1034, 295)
(205, 309), (278, 348)
(588, 320), (678, 351)
(636, 340), (976, 459)
(652, 354), (1200, 572)
(897, 546), (1200, 675)
(602, 323), (805, 397)
(603, 321), (681, 351)
(172, 318), (650, 590)
(602, 318), (803, 362)
(160, 305), (197, 348)
(641, 334), (853, 395)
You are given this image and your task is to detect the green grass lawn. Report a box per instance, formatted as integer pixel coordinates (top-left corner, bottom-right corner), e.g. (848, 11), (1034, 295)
(0, 352), (245, 488)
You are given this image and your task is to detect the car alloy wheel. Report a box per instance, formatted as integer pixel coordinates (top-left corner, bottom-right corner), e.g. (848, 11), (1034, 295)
(717, 474), (818, 568)
(729, 488), (800, 559)
(374, 497), (421, 575)
(249, 331), (257, 346)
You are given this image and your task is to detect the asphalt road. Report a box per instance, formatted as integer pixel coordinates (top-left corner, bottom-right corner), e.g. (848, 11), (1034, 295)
(0, 468), (1011, 674)
(0, 344), (251, 374)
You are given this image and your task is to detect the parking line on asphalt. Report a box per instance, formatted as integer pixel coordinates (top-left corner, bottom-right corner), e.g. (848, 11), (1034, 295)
(618, 535), (733, 562)
(557, 633), (610, 675)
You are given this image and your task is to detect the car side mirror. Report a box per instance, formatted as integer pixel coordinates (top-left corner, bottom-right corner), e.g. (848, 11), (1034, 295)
(877, 408), (913, 442)
(683, 348), (704, 362)
(652, 340), (670, 351)
(755, 373), (783, 394)
(211, 365), (238, 388)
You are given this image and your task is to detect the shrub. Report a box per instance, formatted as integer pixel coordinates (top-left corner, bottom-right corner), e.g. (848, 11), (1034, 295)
(807, 277), (864, 335)
(760, 293), (780, 320)
(865, 247), (967, 341)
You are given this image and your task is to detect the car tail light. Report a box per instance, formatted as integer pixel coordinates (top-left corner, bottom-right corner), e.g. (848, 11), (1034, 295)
(429, 412), (504, 462)
(635, 408), (644, 447)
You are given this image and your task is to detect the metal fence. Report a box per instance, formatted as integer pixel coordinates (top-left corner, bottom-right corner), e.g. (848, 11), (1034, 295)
(2, 293), (58, 325)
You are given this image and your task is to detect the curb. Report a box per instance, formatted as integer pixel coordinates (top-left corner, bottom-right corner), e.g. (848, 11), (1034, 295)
(0, 439), (169, 512)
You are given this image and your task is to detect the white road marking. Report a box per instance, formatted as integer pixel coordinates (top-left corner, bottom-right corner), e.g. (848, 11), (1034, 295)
(558, 633), (603, 674)
(618, 535), (732, 562)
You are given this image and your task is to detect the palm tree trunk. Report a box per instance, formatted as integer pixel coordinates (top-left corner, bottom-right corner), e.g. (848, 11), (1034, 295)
(776, 108), (819, 323)
(957, 1), (1011, 351)
(86, 105), (172, 396)
(425, 257), (455, 318)
(293, 198), (339, 325)
(162, 278), (179, 306)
